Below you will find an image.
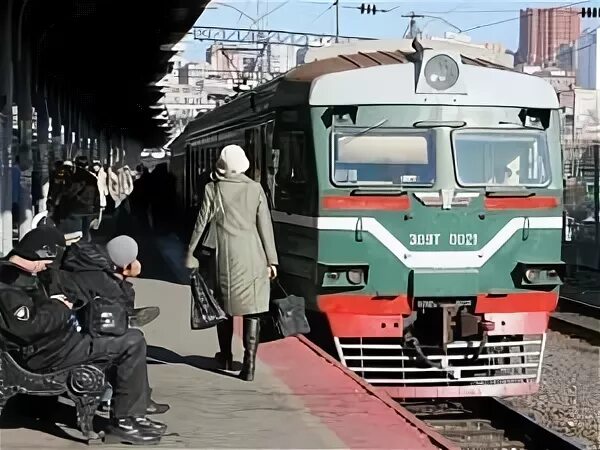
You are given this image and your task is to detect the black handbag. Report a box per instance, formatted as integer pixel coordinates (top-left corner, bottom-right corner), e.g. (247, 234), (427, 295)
(260, 280), (311, 343)
(85, 296), (128, 337)
(190, 268), (227, 330)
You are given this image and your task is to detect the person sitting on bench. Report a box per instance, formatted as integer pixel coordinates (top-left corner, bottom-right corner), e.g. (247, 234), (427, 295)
(61, 233), (161, 330)
(60, 234), (168, 415)
(0, 226), (166, 445)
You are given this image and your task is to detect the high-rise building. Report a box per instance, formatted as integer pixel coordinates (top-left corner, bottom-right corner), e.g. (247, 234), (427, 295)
(576, 28), (599, 90)
(517, 8), (581, 66)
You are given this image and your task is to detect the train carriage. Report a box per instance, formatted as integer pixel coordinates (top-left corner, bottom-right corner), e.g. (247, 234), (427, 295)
(170, 40), (565, 398)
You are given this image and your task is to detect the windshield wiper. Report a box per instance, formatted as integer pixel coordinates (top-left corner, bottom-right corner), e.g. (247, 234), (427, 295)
(343, 119), (389, 139)
(485, 187), (536, 197)
(498, 121), (543, 130)
(351, 188), (406, 196)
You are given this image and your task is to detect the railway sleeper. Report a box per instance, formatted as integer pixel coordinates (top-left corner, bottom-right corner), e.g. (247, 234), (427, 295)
(438, 429), (510, 442)
(425, 418), (497, 431)
(458, 442), (525, 450)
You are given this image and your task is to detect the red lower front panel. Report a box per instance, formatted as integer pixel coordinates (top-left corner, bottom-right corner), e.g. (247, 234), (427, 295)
(327, 313), (405, 338)
(319, 292), (554, 398)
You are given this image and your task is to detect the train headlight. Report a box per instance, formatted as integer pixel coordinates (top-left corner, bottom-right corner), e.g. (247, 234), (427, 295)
(424, 54), (459, 91)
(347, 269), (364, 285)
(523, 267), (562, 285)
(525, 269), (540, 283)
(321, 265), (368, 287)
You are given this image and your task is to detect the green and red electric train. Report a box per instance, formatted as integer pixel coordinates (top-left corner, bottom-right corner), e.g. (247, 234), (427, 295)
(169, 41), (564, 398)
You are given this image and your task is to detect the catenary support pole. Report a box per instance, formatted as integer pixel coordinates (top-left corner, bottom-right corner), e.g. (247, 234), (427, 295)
(0, 0), (14, 256)
(16, 15), (33, 239)
(34, 85), (49, 212)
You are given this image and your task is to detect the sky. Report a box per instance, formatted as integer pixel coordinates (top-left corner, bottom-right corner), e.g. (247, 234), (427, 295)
(182, 0), (600, 62)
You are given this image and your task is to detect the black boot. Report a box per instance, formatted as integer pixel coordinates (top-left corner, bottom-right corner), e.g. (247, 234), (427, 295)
(103, 417), (162, 445)
(215, 317), (234, 370)
(239, 316), (260, 382)
(129, 307), (161, 328)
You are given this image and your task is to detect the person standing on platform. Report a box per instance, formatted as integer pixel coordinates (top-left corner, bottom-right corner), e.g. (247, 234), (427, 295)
(185, 145), (278, 382)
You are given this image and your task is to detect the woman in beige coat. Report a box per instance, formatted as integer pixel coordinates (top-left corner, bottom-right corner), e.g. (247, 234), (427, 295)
(185, 145), (278, 381)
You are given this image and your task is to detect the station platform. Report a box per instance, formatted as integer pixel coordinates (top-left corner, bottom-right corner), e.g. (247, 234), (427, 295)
(0, 229), (456, 450)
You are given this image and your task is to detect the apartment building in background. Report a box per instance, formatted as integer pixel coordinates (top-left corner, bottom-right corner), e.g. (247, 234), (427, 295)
(517, 7), (581, 66)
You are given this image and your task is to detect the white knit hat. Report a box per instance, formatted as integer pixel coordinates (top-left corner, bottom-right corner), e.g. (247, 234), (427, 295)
(216, 145), (250, 175)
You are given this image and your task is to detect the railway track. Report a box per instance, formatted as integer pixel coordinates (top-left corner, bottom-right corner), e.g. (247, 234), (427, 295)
(550, 295), (600, 345)
(401, 398), (586, 450)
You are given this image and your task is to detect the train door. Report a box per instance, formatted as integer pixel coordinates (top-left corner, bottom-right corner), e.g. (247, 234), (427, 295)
(244, 129), (256, 180)
(262, 121), (275, 207)
(271, 110), (311, 215)
(191, 147), (200, 209)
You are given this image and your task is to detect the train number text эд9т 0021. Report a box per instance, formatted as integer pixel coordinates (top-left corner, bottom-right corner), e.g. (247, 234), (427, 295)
(409, 233), (479, 246)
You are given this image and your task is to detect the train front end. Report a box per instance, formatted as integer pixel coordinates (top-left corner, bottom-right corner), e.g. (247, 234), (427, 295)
(309, 50), (564, 398)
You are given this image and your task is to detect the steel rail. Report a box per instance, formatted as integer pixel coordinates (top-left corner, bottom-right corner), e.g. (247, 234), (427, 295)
(401, 398), (587, 449)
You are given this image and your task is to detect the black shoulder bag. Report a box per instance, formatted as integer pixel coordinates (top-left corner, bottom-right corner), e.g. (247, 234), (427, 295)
(84, 295), (128, 338)
(260, 280), (311, 343)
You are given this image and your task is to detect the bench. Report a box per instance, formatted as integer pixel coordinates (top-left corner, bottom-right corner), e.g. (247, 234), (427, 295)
(0, 349), (108, 441)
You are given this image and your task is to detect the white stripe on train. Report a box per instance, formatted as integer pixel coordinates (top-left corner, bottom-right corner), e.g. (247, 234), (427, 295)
(270, 211), (563, 270)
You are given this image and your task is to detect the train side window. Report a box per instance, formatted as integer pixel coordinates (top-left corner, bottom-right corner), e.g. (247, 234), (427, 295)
(201, 149), (208, 174)
(210, 148), (216, 167)
(253, 128), (263, 182)
(185, 146), (192, 208)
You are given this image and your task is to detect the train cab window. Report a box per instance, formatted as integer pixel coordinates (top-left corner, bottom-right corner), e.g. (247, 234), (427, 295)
(332, 131), (435, 186)
(453, 130), (551, 187)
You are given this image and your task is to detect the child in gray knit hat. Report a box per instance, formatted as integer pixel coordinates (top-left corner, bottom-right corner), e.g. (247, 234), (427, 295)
(106, 235), (140, 276)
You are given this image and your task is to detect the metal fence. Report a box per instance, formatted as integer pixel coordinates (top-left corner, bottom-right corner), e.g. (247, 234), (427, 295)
(563, 141), (600, 270)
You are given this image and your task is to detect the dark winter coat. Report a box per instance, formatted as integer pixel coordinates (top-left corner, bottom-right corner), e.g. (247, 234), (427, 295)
(61, 242), (135, 314)
(0, 262), (84, 371)
(48, 164), (100, 219)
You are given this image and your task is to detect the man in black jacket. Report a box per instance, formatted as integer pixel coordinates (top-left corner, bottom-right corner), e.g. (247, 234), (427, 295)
(0, 226), (165, 445)
(61, 235), (160, 329)
(61, 234), (168, 415)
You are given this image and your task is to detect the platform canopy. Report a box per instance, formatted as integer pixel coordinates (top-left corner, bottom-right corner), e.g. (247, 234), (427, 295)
(27, 0), (208, 147)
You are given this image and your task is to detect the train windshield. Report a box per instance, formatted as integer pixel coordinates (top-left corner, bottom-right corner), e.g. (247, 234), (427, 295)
(452, 129), (551, 187)
(332, 129), (435, 186)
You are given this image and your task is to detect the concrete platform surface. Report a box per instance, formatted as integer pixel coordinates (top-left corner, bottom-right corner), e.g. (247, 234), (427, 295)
(0, 273), (455, 449)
